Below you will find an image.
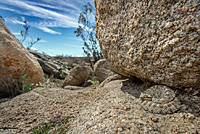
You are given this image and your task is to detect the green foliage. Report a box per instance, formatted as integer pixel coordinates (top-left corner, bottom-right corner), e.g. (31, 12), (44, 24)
(35, 82), (47, 88)
(16, 72), (34, 94)
(60, 72), (67, 79)
(74, 2), (103, 65)
(44, 74), (49, 80)
(29, 114), (74, 134)
(0, 112), (6, 117)
(93, 80), (100, 86)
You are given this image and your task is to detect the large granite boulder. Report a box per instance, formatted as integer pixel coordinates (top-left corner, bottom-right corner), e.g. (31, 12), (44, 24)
(95, 0), (200, 88)
(94, 59), (117, 82)
(62, 65), (88, 88)
(0, 20), (44, 96)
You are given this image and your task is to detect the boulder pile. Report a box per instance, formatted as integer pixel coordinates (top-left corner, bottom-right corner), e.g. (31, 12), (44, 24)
(29, 50), (70, 79)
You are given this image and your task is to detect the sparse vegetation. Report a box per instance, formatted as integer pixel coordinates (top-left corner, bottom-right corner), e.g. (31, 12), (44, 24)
(29, 114), (74, 134)
(54, 54), (72, 60)
(60, 72), (67, 79)
(93, 80), (100, 85)
(74, 2), (103, 65)
(0, 6), (103, 133)
(35, 82), (48, 88)
(0, 112), (6, 117)
(16, 72), (34, 94)
(20, 21), (41, 50)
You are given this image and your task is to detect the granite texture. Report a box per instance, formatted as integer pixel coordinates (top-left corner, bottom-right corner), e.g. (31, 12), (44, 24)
(95, 0), (200, 88)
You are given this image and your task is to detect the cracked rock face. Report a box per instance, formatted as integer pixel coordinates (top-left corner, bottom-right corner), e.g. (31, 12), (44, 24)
(95, 0), (200, 88)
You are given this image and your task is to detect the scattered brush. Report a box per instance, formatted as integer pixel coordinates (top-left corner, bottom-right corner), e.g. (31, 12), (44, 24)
(29, 114), (74, 134)
(16, 72), (34, 94)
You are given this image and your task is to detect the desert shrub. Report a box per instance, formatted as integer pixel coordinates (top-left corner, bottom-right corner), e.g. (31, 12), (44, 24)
(0, 72), (34, 98)
(74, 2), (103, 66)
(16, 72), (34, 94)
(20, 21), (41, 50)
(30, 114), (74, 134)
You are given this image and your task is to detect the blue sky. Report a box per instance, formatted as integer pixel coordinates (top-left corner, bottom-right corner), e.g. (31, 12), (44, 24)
(0, 0), (95, 56)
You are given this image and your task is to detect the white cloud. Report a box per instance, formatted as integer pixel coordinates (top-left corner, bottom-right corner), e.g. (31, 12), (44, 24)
(67, 37), (83, 41)
(0, 6), (15, 12)
(31, 47), (38, 51)
(38, 27), (61, 35)
(39, 39), (47, 43)
(21, 16), (25, 21)
(10, 20), (24, 25)
(40, 0), (82, 11)
(74, 54), (87, 57)
(0, 0), (95, 34)
(13, 32), (21, 36)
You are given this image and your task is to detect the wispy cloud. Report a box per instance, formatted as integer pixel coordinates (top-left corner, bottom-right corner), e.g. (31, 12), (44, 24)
(0, 0), (91, 34)
(66, 37), (83, 41)
(38, 27), (61, 35)
(10, 19), (24, 25)
(0, 6), (15, 12)
(13, 32), (21, 36)
(39, 39), (47, 43)
(31, 47), (38, 51)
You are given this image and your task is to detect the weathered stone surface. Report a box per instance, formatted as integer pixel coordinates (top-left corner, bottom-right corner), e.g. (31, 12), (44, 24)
(68, 79), (200, 133)
(100, 73), (127, 87)
(95, 0), (200, 88)
(94, 59), (117, 82)
(63, 86), (84, 90)
(0, 86), (112, 133)
(29, 50), (69, 79)
(0, 79), (200, 133)
(62, 65), (88, 87)
(0, 20), (44, 96)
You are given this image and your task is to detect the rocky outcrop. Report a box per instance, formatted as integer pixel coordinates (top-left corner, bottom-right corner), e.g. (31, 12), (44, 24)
(62, 65), (88, 88)
(0, 86), (112, 133)
(95, 0), (200, 89)
(68, 79), (200, 133)
(0, 20), (44, 96)
(29, 50), (69, 79)
(94, 59), (117, 82)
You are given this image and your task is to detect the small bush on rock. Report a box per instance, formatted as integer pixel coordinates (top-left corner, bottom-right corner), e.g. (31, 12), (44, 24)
(35, 82), (47, 88)
(93, 80), (100, 85)
(16, 72), (34, 94)
(29, 114), (74, 134)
